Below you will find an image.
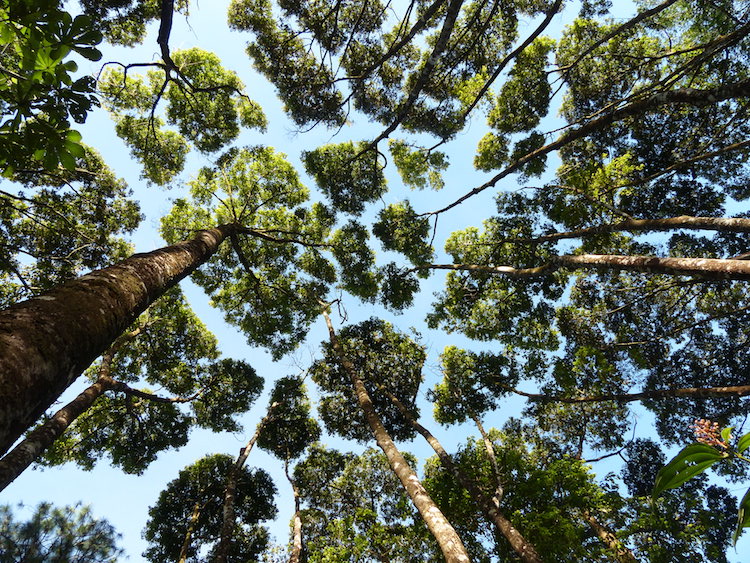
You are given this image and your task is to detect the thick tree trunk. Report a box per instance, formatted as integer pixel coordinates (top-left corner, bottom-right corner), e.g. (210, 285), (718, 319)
(379, 385), (542, 563)
(0, 224), (233, 455)
(322, 311), (471, 563)
(214, 403), (278, 563)
(583, 510), (637, 563)
(0, 373), (115, 492)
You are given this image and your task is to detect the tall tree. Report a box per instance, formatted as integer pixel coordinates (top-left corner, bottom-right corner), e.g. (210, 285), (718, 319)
(143, 453), (277, 562)
(257, 376), (321, 562)
(315, 314), (471, 562)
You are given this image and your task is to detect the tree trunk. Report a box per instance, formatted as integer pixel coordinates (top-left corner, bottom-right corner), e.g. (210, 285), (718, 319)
(179, 500), (203, 563)
(379, 385), (542, 563)
(506, 384), (750, 403)
(0, 373), (115, 492)
(285, 460), (304, 563)
(422, 254), (750, 281)
(0, 325), (142, 491)
(583, 510), (637, 563)
(0, 224), (233, 455)
(214, 402), (278, 563)
(322, 310), (471, 563)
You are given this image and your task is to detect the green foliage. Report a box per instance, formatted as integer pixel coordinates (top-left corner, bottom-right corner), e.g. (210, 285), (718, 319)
(652, 426), (750, 546)
(302, 141), (387, 215)
(143, 454), (276, 562)
(99, 48), (265, 184)
(330, 220), (379, 299)
(0, 502), (121, 562)
(624, 439), (736, 562)
(257, 375), (321, 461)
(388, 140), (448, 190)
(78, 0), (188, 46)
(41, 288), (263, 473)
(430, 345), (516, 425)
(372, 200), (433, 267)
(161, 146), (332, 358)
(0, 147), (141, 306)
(423, 424), (607, 561)
(311, 318), (425, 442)
(489, 36), (554, 134)
(0, 0), (102, 173)
(294, 445), (435, 562)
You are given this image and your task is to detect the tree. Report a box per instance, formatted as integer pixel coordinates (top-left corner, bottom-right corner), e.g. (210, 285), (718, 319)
(0, 502), (122, 562)
(257, 376), (321, 562)
(314, 314), (471, 562)
(143, 453), (277, 562)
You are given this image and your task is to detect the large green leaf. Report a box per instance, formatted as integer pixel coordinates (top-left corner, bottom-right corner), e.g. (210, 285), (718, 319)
(652, 444), (727, 499)
(733, 487), (750, 545)
(737, 432), (750, 454)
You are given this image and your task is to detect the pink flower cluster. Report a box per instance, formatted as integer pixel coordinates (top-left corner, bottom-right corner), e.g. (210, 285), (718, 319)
(691, 418), (729, 449)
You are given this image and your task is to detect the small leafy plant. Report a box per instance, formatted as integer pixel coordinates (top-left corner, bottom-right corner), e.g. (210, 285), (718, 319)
(652, 419), (750, 544)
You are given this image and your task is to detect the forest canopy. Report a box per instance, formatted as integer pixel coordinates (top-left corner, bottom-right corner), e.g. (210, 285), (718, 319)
(1, 0), (750, 560)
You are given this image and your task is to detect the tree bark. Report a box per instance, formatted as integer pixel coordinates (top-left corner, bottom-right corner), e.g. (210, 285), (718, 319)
(321, 310), (471, 563)
(509, 215), (750, 245)
(0, 224), (233, 456)
(378, 385), (542, 563)
(179, 500), (203, 563)
(583, 510), (637, 563)
(214, 402), (278, 563)
(285, 459), (304, 563)
(0, 325), (145, 491)
(506, 384), (750, 403)
(421, 253), (750, 281)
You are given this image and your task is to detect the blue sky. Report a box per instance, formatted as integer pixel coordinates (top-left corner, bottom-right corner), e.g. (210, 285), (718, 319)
(3, 1), (749, 560)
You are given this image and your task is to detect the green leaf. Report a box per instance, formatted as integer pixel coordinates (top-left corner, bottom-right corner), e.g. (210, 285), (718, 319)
(734, 487), (750, 545)
(721, 426), (733, 443)
(737, 432), (750, 454)
(652, 443), (727, 499)
(72, 46), (102, 61)
(59, 148), (76, 170)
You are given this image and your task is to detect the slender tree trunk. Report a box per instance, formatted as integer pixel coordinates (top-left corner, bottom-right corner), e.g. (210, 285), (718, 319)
(285, 459), (304, 563)
(421, 253), (750, 281)
(0, 374), (115, 492)
(321, 310), (471, 563)
(506, 384), (750, 403)
(0, 224), (234, 455)
(465, 406), (503, 503)
(0, 326), (141, 491)
(179, 500), (203, 563)
(583, 510), (637, 563)
(379, 385), (542, 563)
(510, 214), (750, 245)
(214, 402), (279, 563)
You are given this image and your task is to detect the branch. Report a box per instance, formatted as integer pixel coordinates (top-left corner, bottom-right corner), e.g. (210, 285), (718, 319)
(357, 0), (465, 157)
(417, 254), (750, 281)
(506, 384), (750, 403)
(505, 215), (750, 245)
(428, 77), (750, 216)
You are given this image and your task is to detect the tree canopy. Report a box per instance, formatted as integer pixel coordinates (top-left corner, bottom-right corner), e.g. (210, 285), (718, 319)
(1, 0), (750, 560)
